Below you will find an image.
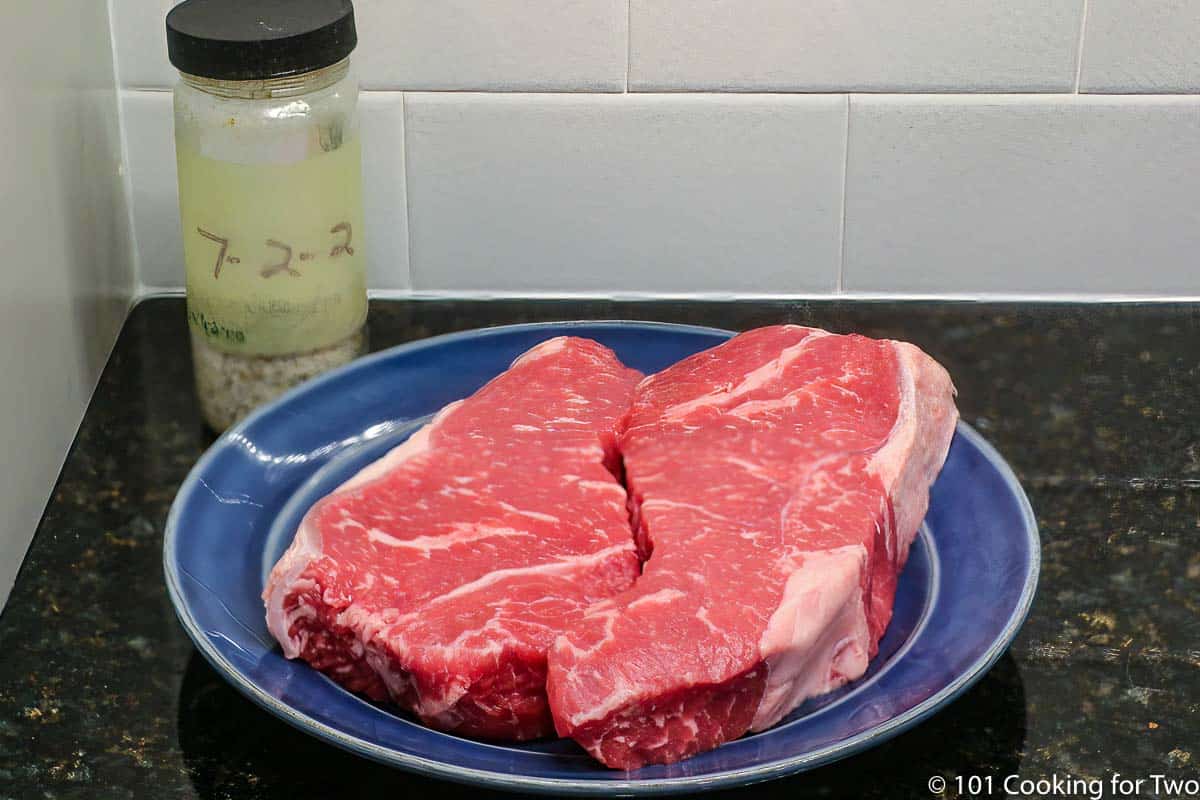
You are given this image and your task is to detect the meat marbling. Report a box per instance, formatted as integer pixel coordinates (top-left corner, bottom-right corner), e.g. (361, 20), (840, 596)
(263, 336), (643, 740)
(546, 325), (958, 768)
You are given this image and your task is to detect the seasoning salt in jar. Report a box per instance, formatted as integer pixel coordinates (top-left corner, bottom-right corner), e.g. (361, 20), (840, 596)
(167, 0), (367, 432)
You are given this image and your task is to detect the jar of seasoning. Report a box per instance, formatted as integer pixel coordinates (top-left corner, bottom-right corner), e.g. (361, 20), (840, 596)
(167, 0), (367, 432)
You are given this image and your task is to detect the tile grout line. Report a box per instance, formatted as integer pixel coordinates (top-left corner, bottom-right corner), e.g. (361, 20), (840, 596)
(624, 0), (632, 93)
(136, 87), (1200, 98)
(400, 92), (416, 291)
(106, 0), (143, 297)
(1073, 0), (1090, 92)
(835, 94), (851, 295)
(135, 287), (1200, 303)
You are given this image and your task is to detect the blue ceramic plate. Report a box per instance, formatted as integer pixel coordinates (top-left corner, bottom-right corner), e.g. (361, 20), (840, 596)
(164, 321), (1039, 796)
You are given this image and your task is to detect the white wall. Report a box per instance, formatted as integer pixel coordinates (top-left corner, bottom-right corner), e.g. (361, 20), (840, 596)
(113, 1), (1200, 297)
(0, 4), (135, 608)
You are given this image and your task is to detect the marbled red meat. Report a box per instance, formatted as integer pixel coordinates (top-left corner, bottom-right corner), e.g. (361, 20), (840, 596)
(263, 336), (642, 740)
(547, 325), (957, 768)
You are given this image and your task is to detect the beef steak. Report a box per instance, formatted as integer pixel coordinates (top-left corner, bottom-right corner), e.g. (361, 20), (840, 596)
(546, 325), (958, 768)
(264, 336), (643, 740)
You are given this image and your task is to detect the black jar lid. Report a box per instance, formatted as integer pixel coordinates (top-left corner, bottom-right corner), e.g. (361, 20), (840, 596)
(166, 0), (356, 81)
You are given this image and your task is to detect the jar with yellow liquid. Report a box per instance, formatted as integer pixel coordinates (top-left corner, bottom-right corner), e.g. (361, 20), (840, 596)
(167, 0), (367, 431)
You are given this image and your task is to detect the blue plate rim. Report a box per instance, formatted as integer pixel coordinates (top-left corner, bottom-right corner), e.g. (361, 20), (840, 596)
(164, 320), (1041, 796)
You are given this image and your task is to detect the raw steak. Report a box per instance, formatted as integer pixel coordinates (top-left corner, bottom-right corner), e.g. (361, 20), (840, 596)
(264, 336), (642, 740)
(547, 325), (958, 768)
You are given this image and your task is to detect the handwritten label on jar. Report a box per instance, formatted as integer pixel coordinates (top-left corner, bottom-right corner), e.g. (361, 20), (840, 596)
(178, 137), (367, 357)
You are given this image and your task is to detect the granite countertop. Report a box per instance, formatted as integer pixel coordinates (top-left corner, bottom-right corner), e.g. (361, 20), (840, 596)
(1, 297), (1197, 799)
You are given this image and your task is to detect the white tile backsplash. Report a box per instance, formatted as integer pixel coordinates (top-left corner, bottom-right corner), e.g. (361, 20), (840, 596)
(1079, 0), (1200, 93)
(355, 0), (627, 91)
(110, 0), (1200, 297)
(359, 93), (412, 290)
(111, 0), (627, 92)
(112, 0), (178, 88)
(629, 0), (1084, 93)
(843, 95), (1200, 294)
(404, 93), (846, 294)
(123, 91), (180, 288)
(125, 90), (411, 291)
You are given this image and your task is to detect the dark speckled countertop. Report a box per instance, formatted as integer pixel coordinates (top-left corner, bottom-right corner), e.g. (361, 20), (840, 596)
(1, 297), (1197, 799)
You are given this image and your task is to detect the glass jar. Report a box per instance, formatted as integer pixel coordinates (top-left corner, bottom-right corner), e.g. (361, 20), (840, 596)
(167, 0), (367, 432)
